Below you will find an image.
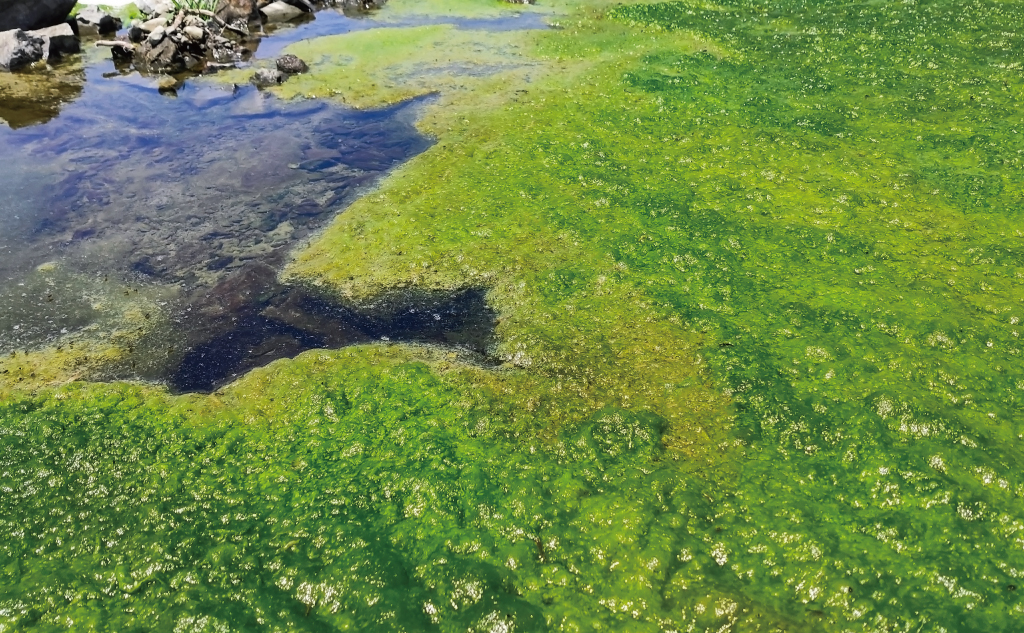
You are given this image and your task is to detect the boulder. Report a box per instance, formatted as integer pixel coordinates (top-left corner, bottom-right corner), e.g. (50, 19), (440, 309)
(215, 0), (257, 23)
(275, 53), (306, 74)
(75, 7), (123, 36)
(0, 28), (45, 70)
(30, 23), (79, 59)
(259, 1), (304, 22)
(251, 67), (285, 87)
(0, 0), (77, 32)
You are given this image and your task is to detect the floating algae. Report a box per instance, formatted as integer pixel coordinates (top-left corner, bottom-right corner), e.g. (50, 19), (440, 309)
(3, 0), (1024, 631)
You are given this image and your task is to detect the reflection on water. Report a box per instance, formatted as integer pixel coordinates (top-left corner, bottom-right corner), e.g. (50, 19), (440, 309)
(0, 60), (86, 129)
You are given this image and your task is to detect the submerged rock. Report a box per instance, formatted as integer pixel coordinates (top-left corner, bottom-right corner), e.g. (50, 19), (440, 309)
(275, 53), (307, 74)
(251, 67), (286, 87)
(0, 0), (77, 32)
(0, 28), (45, 71)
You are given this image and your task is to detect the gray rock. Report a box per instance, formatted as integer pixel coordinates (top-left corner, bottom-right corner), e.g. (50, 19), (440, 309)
(340, 0), (388, 12)
(183, 25), (204, 41)
(215, 0), (257, 23)
(259, 1), (303, 22)
(282, 0), (315, 13)
(0, 28), (45, 70)
(74, 6), (122, 36)
(29, 23), (79, 59)
(139, 17), (167, 33)
(144, 35), (176, 68)
(275, 53), (307, 74)
(251, 67), (286, 87)
(148, 26), (165, 45)
(135, 0), (174, 17)
(0, 0), (77, 32)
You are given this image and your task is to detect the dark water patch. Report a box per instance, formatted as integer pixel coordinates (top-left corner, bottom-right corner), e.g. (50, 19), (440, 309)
(161, 270), (493, 389)
(105, 262), (497, 393)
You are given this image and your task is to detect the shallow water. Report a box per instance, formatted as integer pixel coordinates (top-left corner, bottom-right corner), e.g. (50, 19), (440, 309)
(0, 64), (435, 364)
(0, 6), (547, 388)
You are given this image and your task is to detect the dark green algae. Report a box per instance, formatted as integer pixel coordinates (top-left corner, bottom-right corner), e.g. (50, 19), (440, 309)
(4, 0), (1024, 630)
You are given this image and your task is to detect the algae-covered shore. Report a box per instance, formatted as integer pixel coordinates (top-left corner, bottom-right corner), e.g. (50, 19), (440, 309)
(3, 0), (1024, 630)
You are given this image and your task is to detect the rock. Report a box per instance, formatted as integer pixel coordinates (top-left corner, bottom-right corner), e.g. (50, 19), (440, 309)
(340, 0), (387, 12)
(259, 1), (304, 22)
(282, 0), (315, 13)
(145, 36), (176, 68)
(135, 0), (174, 17)
(250, 67), (285, 87)
(183, 25), (204, 41)
(139, 17), (167, 33)
(74, 7), (122, 36)
(148, 26), (164, 44)
(275, 53), (306, 74)
(127, 25), (146, 43)
(29, 23), (78, 59)
(0, 28), (45, 70)
(215, 0), (257, 23)
(0, 0), (77, 32)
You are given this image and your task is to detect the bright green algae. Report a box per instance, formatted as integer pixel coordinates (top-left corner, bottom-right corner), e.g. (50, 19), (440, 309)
(4, 0), (1024, 631)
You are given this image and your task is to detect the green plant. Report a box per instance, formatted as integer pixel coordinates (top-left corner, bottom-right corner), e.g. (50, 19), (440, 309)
(170, 0), (218, 12)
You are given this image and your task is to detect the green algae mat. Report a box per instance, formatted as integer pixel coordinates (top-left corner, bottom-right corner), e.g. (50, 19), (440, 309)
(3, 0), (1024, 630)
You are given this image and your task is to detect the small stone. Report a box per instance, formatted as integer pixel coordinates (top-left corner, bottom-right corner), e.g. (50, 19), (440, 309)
(251, 67), (286, 87)
(183, 25), (204, 41)
(148, 26), (165, 44)
(275, 53), (307, 74)
(140, 17), (167, 33)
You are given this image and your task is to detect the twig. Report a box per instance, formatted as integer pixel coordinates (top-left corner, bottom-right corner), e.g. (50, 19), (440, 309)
(165, 10), (186, 37)
(197, 8), (226, 26)
(95, 40), (135, 51)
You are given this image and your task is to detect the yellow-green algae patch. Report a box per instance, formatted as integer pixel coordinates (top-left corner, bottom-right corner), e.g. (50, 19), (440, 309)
(5, 0), (1024, 631)
(0, 265), (167, 394)
(272, 25), (539, 108)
